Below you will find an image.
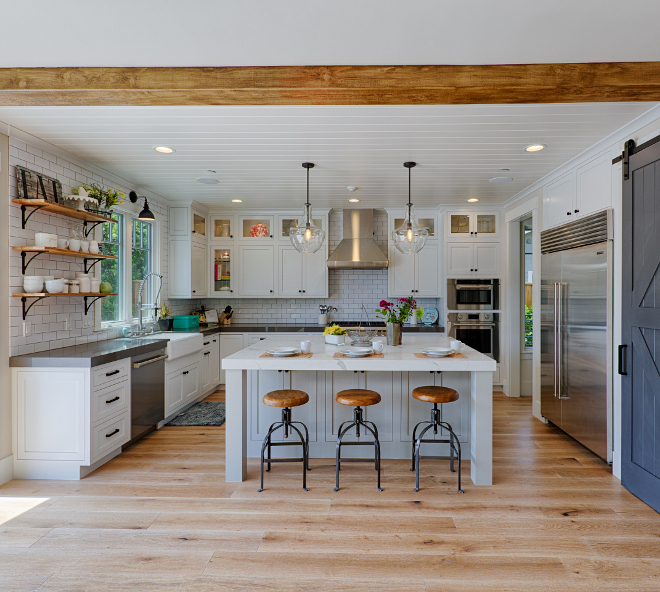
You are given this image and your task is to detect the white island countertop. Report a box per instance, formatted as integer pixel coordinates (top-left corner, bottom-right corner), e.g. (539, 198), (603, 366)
(223, 334), (496, 488)
(222, 334), (496, 371)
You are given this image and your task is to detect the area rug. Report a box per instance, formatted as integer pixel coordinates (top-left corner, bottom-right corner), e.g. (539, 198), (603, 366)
(166, 402), (226, 427)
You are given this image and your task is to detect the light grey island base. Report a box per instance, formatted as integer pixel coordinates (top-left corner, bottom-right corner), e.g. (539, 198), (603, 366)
(223, 335), (495, 486)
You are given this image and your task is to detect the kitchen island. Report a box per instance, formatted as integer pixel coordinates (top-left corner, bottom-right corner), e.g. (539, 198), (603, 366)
(223, 334), (496, 486)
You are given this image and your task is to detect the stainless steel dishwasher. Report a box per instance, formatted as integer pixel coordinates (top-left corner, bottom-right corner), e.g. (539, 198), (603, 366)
(127, 349), (167, 447)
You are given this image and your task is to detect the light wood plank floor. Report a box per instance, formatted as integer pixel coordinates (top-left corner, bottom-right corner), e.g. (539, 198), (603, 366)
(1, 392), (659, 591)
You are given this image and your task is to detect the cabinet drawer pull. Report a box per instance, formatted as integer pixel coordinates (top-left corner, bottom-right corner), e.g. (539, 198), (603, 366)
(183, 370), (189, 375)
(204, 352), (211, 356)
(106, 428), (120, 438)
(106, 396), (120, 404)
(106, 369), (120, 377)
(204, 341), (210, 345)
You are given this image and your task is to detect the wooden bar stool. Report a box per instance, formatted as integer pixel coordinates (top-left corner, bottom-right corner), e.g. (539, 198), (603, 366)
(259, 389), (310, 492)
(410, 386), (464, 493)
(334, 389), (383, 492)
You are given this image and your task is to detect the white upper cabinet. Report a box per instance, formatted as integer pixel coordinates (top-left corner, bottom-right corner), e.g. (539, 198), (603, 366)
(415, 244), (439, 297)
(238, 245), (275, 296)
(388, 244), (440, 298)
(238, 216), (274, 241)
(576, 151), (612, 217)
(278, 245), (328, 298)
(210, 246), (234, 296)
(210, 215), (234, 240)
(542, 149), (613, 230)
(446, 242), (500, 277)
(168, 203), (209, 298)
(543, 171), (575, 229)
(447, 211), (499, 238)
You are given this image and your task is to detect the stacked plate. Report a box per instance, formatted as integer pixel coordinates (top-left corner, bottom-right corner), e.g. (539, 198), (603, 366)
(339, 347), (374, 358)
(266, 347), (301, 357)
(422, 347), (455, 358)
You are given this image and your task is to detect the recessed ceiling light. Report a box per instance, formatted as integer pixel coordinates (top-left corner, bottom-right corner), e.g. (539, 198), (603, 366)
(196, 178), (219, 185)
(524, 144), (546, 153)
(489, 177), (513, 184)
(348, 198), (360, 202)
(232, 199), (242, 203)
(153, 146), (175, 153)
(467, 198), (479, 202)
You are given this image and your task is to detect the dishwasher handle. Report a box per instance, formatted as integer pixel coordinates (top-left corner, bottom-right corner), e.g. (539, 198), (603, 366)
(132, 354), (168, 368)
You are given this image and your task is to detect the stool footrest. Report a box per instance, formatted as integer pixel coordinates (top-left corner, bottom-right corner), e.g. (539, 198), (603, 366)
(417, 438), (453, 444)
(336, 457), (379, 463)
(265, 457), (304, 463)
(266, 441), (305, 447)
(418, 455), (455, 461)
(338, 441), (376, 446)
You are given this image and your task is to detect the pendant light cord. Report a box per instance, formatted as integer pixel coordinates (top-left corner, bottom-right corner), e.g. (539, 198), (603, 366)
(408, 165), (412, 206)
(306, 165), (310, 206)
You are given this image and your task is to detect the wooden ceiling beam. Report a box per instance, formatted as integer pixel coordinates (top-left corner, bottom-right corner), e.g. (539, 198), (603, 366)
(0, 63), (659, 106)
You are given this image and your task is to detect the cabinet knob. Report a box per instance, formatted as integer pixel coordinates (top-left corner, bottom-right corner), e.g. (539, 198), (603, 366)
(192, 290), (196, 293)
(230, 235), (233, 238)
(475, 269), (478, 272)
(574, 209), (579, 213)
(298, 290), (301, 293)
(475, 232), (478, 236)
(303, 290), (306, 293)
(269, 235), (273, 238)
(567, 212), (571, 216)
(270, 290), (273, 293)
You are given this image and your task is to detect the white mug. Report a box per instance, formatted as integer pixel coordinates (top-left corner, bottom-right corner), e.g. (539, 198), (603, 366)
(89, 240), (99, 254)
(57, 238), (69, 250)
(80, 241), (90, 253)
(69, 239), (81, 252)
(300, 340), (313, 354)
(450, 340), (466, 353)
(372, 339), (384, 353)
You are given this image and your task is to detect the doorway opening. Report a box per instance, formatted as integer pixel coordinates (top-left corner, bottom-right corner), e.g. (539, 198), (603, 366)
(521, 217), (533, 396)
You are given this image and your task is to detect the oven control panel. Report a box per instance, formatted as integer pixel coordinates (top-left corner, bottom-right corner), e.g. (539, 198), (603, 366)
(455, 312), (492, 322)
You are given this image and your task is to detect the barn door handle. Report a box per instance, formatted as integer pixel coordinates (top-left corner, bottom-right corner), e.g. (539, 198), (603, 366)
(618, 345), (628, 375)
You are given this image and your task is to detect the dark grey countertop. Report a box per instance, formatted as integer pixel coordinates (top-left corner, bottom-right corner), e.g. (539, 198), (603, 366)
(200, 323), (445, 334)
(10, 338), (169, 368)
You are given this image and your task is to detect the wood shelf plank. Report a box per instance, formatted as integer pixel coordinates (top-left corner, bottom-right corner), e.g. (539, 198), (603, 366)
(12, 246), (118, 260)
(13, 292), (118, 298)
(12, 199), (116, 224)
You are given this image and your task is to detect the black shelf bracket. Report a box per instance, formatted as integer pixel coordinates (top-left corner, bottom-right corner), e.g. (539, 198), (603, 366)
(21, 204), (47, 229)
(21, 296), (47, 320)
(83, 258), (103, 274)
(83, 221), (105, 238)
(21, 251), (47, 275)
(84, 295), (105, 315)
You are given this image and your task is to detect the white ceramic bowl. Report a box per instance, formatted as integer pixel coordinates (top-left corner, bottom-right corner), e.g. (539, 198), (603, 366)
(45, 279), (65, 294)
(23, 279), (44, 293)
(24, 275), (44, 282)
(34, 233), (58, 248)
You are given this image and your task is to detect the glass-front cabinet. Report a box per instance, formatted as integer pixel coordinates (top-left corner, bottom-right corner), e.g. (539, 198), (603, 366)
(211, 247), (234, 296)
(393, 216), (436, 238)
(447, 211), (499, 238)
(192, 210), (207, 239)
(211, 216), (234, 240)
(278, 215), (325, 240)
(239, 216), (274, 240)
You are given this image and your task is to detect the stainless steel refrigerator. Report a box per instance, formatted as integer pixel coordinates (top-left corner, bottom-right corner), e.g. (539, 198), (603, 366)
(540, 209), (613, 462)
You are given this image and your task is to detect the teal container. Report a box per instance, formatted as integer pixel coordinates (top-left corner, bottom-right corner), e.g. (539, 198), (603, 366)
(172, 315), (200, 331)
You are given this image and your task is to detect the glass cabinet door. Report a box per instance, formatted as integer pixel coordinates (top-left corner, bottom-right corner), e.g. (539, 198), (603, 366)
(212, 247), (233, 294)
(240, 216), (273, 239)
(476, 214), (497, 235)
(450, 214), (470, 235)
(394, 216), (435, 237)
(192, 212), (206, 238)
(280, 215), (324, 238)
(212, 217), (233, 239)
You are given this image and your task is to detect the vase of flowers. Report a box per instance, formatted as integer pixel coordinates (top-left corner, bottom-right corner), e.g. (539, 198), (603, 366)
(157, 304), (172, 331)
(375, 296), (417, 346)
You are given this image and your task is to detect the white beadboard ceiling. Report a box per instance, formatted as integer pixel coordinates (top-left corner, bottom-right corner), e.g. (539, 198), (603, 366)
(0, 103), (656, 209)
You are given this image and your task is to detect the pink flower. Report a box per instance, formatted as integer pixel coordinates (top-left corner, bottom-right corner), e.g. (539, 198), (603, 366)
(379, 300), (388, 308)
(398, 298), (407, 303)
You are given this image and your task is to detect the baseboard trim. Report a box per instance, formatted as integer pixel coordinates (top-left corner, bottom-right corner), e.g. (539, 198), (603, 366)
(0, 454), (14, 485)
(612, 451), (621, 480)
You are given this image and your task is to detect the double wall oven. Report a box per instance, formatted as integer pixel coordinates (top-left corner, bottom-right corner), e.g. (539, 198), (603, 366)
(447, 279), (500, 362)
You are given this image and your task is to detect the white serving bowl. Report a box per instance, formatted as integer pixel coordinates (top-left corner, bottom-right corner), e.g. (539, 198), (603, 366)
(23, 279), (44, 293)
(45, 279), (65, 293)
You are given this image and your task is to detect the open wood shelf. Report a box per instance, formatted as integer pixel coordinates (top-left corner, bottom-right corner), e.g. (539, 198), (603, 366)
(13, 246), (117, 260)
(12, 199), (116, 224)
(13, 292), (118, 319)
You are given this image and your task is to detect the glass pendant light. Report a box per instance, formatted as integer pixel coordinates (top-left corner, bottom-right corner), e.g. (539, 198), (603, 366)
(392, 162), (428, 254)
(290, 162), (326, 253)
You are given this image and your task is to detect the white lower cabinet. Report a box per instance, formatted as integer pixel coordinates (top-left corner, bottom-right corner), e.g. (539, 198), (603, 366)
(165, 359), (200, 418)
(12, 359), (131, 480)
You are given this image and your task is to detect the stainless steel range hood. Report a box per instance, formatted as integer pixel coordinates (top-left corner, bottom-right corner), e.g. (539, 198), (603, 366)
(327, 209), (389, 269)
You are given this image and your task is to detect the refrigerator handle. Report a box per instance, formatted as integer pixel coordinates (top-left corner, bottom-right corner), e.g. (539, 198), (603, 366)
(554, 282), (558, 398)
(618, 345), (628, 376)
(557, 282), (564, 400)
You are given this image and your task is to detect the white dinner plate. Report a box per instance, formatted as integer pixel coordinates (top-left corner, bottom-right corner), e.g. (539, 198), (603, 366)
(267, 347), (301, 357)
(340, 348), (373, 357)
(423, 347), (453, 355)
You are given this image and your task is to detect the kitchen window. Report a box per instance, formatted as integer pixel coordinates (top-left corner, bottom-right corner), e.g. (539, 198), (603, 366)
(96, 210), (159, 329)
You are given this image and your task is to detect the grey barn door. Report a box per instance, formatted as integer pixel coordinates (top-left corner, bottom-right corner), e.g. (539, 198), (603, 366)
(622, 139), (660, 513)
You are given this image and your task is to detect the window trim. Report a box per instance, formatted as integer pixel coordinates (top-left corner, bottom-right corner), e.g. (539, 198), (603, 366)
(94, 205), (162, 331)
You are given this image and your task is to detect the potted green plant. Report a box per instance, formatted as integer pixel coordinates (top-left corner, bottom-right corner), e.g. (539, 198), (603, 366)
(375, 297), (417, 345)
(158, 304), (172, 331)
(72, 183), (125, 215)
(410, 306), (424, 326)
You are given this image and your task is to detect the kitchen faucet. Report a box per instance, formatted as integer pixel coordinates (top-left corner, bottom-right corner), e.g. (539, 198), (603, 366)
(136, 272), (163, 336)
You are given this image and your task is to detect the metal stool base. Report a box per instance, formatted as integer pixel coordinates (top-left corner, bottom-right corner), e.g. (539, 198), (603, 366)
(259, 407), (310, 492)
(411, 403), (463, 493)
(334, 406), (382, 491)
